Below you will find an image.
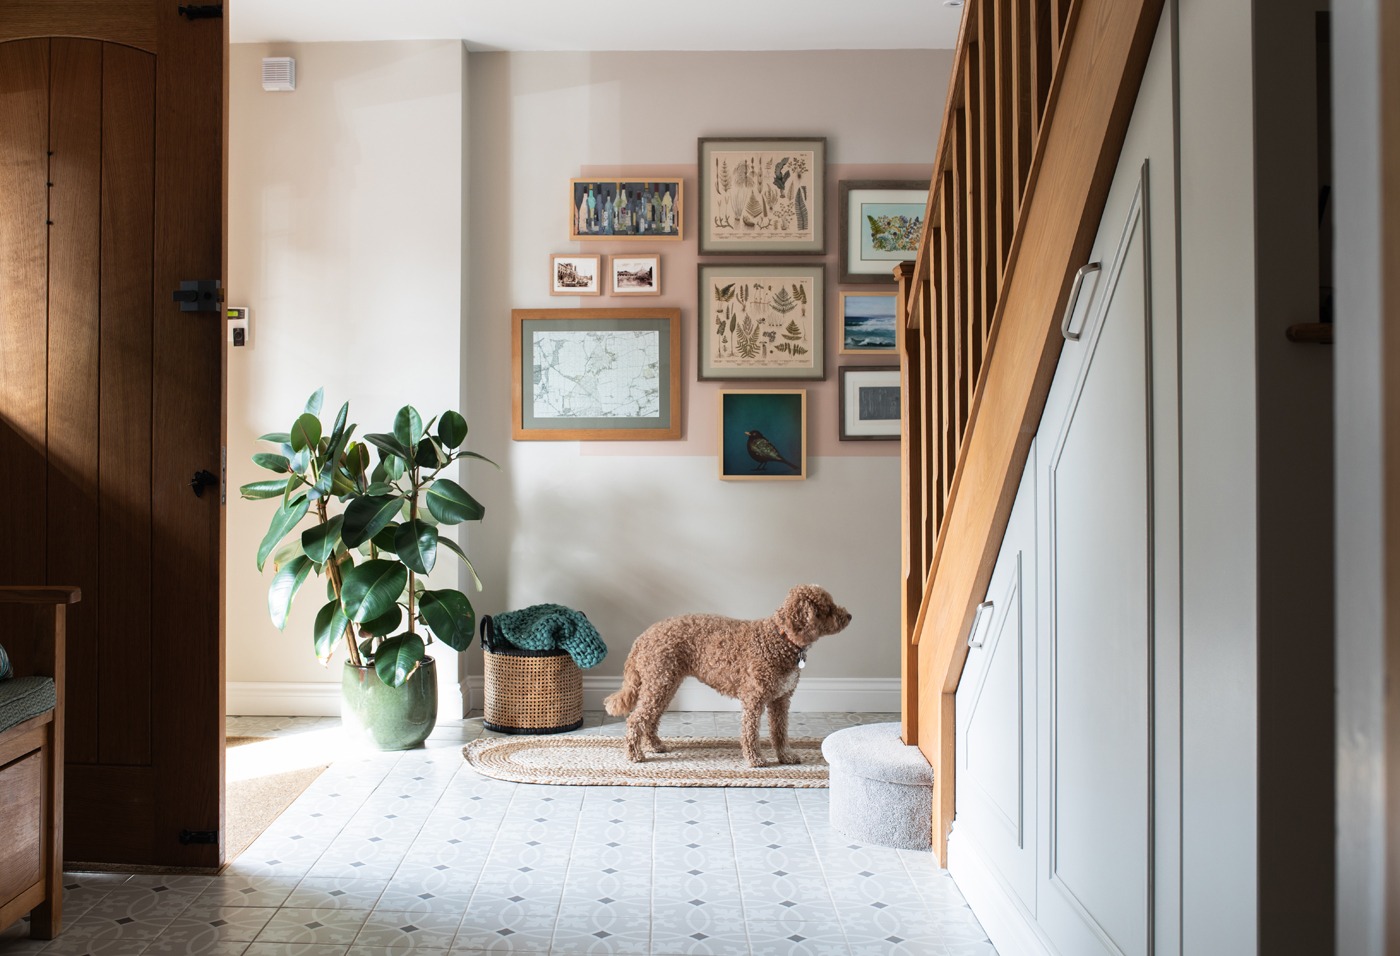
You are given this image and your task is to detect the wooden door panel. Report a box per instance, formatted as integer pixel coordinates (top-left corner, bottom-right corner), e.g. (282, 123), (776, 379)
(99, 42), (155, 768)
(47, 38), (104, 767)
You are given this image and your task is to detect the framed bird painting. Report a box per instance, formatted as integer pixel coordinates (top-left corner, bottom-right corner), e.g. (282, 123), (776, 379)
(718, 390), (807, 481)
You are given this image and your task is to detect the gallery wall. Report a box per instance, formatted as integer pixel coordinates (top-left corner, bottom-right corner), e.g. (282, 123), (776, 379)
(225, 42), (949, 714)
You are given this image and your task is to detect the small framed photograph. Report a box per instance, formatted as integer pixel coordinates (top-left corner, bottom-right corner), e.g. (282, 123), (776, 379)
(839, 291), (898, 354)
(609, 254), (661, 296)
(839, 366), (901, 441)
(570, 178), (683, 241)
(718, 390), (806, 480)
(512, 308), (681, 441)
(698, 137), (827, 255)
(550, 254), (601, 296)
(839, 180), (929, 283)
(698, 263), (825, 381)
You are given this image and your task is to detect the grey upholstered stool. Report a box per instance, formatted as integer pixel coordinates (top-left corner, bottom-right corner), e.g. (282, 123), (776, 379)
(821, 721), (934, 850)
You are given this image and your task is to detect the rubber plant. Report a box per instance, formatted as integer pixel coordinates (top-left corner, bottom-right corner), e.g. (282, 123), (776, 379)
(241, 389), (493, 687)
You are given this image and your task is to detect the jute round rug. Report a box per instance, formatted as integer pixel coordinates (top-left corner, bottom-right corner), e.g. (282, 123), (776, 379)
(462, 735), (828, 787)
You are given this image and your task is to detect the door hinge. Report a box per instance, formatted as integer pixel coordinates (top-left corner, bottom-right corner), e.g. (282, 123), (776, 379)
(178, 829), (218, 845)
(177, 4), (223, 20)
(172, 279), (222, 313)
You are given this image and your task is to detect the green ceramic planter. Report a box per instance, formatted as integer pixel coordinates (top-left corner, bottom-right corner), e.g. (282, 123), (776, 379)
(341, 657), (437, 750)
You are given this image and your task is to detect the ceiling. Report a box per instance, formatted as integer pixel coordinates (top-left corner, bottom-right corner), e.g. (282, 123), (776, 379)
(230, 0), (964, 52)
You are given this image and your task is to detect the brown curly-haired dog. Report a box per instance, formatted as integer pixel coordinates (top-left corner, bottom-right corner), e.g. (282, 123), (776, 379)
(604, 585), (852, 767)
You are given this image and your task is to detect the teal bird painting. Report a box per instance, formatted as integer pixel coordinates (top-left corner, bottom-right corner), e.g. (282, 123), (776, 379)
(745, 430), (799, 471)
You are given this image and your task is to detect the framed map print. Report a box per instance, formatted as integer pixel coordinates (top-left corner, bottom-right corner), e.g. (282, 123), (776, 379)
(512, 308), (681, 441)
(698, 137), (826, 255)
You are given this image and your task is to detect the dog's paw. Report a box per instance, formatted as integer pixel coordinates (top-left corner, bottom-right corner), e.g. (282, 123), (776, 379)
(775, 751), (800, 765)
(745, 756), (768, 769)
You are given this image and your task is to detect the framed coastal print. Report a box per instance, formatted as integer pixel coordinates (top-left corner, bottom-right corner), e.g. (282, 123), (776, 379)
(838, 291), (898, 353)
(550, 254), (601, 295)
(698, 137), (826, 255)
(839, 366), (901, 440)
(512, 308), (681, 441)
(570, 179), (683, 241)
(698, 264), (825, 381)
(839, 180), (929, 283)
(609, 254), (661, 296)
(718, 390), (806, 480)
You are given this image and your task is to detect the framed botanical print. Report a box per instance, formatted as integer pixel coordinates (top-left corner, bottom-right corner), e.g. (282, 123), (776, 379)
(839, 180), (929, 283)
(697, 137), (826, 255)
(697, 264), (825, 381)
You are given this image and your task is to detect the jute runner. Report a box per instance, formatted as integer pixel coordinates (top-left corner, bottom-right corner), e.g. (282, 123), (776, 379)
(462, 734), (828, 787)
(226, 736), (329, 864)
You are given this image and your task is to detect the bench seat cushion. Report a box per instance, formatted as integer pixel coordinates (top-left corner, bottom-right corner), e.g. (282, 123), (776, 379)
(0, 677), (56, 735)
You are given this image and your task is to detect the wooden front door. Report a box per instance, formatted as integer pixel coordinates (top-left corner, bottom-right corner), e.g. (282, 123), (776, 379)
(0, 3), (225, 867)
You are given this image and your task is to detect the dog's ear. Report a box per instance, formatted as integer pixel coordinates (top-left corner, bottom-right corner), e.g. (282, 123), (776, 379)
(779, 585), (820, 637)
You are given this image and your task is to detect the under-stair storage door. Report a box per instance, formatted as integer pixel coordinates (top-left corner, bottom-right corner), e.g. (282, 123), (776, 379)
(953, 443), (1038, 915)
(1035, 162), (1154, 956)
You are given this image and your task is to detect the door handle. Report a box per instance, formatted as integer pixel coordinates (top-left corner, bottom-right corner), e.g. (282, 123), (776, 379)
(1060, 262), (1101, 341)
(967, 600), (995, 648)
(189, 470), (218, 498)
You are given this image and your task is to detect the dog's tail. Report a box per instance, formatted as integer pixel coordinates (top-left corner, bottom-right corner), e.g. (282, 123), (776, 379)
(603, 656), (639, 716)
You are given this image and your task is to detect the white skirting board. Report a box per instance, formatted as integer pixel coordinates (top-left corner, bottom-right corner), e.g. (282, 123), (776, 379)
(226, 676), (900, 717)
(946, 829), (1057, 956)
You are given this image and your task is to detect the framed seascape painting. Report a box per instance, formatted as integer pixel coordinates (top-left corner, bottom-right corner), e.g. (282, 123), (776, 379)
(570, 179), (683, 241)
(839, 291), (898, 354)
(839, 366), (901, 441)
(697, 264), (825, 381)
(718, 390), (806, 481)
(698, 137), (826, 255)
(512, 308), (681, 441)
(609, 254), (661, 296)
(550, 254), (601, 296)
(839, 180), (929, 283)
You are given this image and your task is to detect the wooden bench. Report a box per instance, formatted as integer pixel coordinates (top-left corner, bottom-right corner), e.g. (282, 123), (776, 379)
(0, 586), (77, 940)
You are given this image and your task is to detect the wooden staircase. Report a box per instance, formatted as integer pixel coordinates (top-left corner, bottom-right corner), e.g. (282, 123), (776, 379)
(897, 0), (1165, 863)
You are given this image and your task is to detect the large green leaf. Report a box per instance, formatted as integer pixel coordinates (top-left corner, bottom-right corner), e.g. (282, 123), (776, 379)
(437, 410), (467, 449)
(436, 536), (482, 590)
(240, 477), (290, 500)
(304, 387), (324, 417)
(341, 495), (403, 548)
(289, 445), (311, 475)
(365, 432), (411, 462)
(457, 450), (499, 468)
(344, 442), (371, 484)
(394, 519), (438, 575)
(290, 412), (322, 453)
(425, 478), (484, 525)
(257, 494), (310, 571)
(418, 588), (475, 652)
(272, 535), (306, 570)
(393, 406), (424, 450)
(252, 452), (290, 474)
(360, 603), (403, 638)
(415, 436), (445, 469)
(340, 559), (407, 623)
(257, 431), (291, 444)
(374, 633), (426, 688)
(370, 522), (399, 552)
(301, 514), (344, 565)
(268, 555), (313, 631)
(313, 599), (349, 660)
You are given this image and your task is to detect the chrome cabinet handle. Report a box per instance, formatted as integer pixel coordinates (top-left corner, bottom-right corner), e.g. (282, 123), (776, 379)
(1060, 262), (1101, 341)
(967, 600), (995, 648)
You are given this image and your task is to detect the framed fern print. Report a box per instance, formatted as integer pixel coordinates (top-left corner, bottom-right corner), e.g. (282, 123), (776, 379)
(698, 137), (826, 255)
(697, 264), (825, 381)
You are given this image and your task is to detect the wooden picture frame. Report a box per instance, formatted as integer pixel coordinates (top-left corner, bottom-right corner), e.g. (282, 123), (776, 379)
(697, 263), (825, 381)
(609, 253), (661, 296)
(718, 390), (807, 480)
(512, 308), (681, 441)
(838, 291), (898, 354)
(550, 254), (601, 296)
(839, 365), (901, 440)
(839, 179), (929, 283)
(698, 137), (827, 255)
(570, 178), (683, 241)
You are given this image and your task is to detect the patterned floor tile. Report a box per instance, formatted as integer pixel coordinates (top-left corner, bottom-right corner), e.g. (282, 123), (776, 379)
(746, 921), (852, 956)
(255, 907), (370, 946)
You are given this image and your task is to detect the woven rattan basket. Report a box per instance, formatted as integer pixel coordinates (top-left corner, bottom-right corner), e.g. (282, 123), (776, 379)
(480, 615), (583, 734)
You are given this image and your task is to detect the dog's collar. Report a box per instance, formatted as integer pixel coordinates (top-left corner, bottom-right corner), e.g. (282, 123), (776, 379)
(780, 630), (808, 669)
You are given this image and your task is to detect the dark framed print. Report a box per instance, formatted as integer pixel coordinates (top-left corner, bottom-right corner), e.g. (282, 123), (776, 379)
(718, 389), (807, 480)
(512, 308), (681, 441)
(839, 365), (901, 440)
(698, 263), (825, 381)
(570, 179), (683, 241)
(839, 180), (929, 283)
(698, 137), (826, 255)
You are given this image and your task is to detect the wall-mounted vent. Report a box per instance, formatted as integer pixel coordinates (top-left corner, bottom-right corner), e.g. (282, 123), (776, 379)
(262, 57), (295, 92)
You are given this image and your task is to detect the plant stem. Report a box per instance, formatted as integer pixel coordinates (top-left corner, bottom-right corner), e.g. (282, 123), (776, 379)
(406, 464), (419, 635)
(318, 498), (364, 668)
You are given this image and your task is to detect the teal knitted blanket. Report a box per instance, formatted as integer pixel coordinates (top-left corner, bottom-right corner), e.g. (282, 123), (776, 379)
(492, 604), (607, 670)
